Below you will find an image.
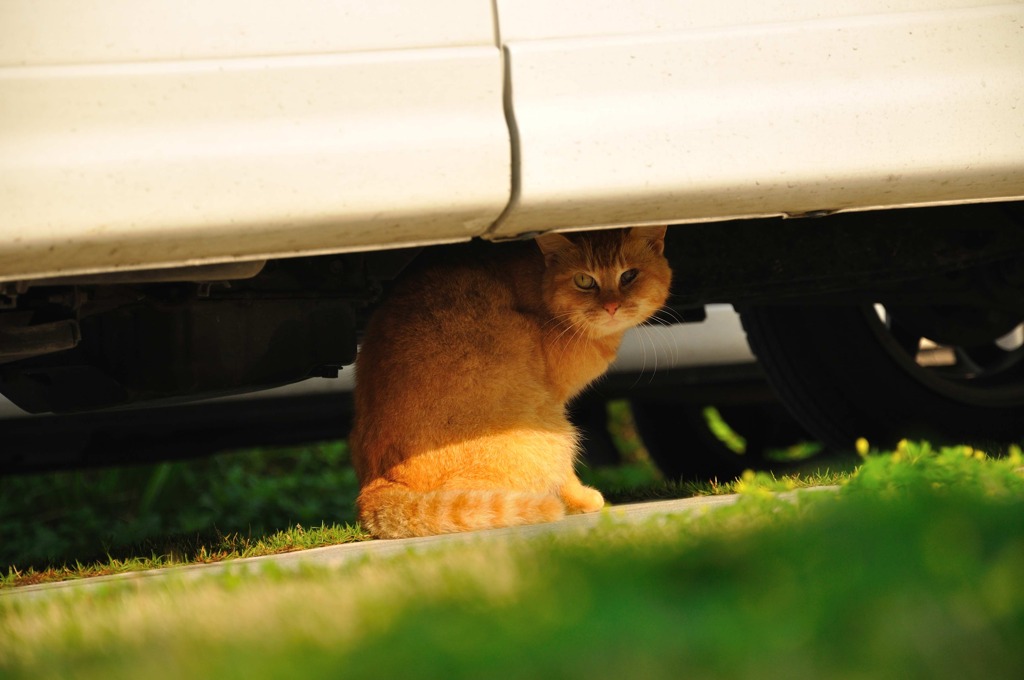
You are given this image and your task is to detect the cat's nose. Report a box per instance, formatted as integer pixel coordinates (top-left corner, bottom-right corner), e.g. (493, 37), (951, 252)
(604, 302), (620, 316)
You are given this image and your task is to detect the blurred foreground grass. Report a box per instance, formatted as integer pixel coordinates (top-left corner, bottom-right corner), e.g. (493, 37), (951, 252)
(2, 442), (1023, 680)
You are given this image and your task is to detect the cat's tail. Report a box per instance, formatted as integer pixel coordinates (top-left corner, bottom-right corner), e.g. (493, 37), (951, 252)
(357, 485), (566, 539)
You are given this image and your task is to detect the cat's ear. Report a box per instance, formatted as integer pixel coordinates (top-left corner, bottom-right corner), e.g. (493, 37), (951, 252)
(629, 225), (667, 255)
(535, 232), (576, 266)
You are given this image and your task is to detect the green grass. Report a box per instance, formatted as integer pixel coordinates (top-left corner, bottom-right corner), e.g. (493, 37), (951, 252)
(1, 441), (366, 586)
(2, 442), (1023, 679)
(2, 400), (855, 588)
(702, 405), (825, 462)
(2, 523), (368, 588)
(581, 400), (854, 501)
(703, 405), (748, 453)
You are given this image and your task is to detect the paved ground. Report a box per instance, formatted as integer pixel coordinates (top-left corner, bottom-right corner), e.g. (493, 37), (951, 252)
(4, 493), (769, 602)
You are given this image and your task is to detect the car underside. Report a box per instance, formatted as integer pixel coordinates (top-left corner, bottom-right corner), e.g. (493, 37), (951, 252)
(2, 202), (1022, 435)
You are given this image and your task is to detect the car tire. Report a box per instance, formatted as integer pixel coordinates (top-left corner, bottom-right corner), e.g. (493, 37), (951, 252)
(737, 304), (1024, 451)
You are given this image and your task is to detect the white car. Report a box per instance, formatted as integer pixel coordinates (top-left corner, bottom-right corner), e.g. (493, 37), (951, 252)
(2, 1), (1023, 466)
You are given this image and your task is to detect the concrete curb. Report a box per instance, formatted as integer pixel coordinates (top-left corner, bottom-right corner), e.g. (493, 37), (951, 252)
(2, 488), (837, 602)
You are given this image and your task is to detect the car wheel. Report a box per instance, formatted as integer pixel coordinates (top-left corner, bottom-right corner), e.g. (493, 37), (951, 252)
(737, 304), (1024, 451)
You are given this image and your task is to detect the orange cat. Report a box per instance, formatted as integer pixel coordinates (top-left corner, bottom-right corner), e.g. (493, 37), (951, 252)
(350, 226), (671, 538)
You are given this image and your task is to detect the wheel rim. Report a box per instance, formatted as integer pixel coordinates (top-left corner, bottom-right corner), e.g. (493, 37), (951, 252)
(868, 305), (1024, 408)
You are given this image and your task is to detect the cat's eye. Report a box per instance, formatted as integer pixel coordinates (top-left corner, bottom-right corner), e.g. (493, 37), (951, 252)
(573, 273), (597, 290)
(620, 269), (639, 286)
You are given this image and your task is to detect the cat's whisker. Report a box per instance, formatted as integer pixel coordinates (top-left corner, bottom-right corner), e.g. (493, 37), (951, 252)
(554, 327), (576, 363)
(643, 322), (662, 384)
(649, 314), (682, 366)
(577, 319), (597, 352)
(544, 315), (586, 355)
(551, 317), (588, 365)
(662, 291), (688, 306)
(567, 322), (590, 362)
(545, 311), (579, 334)
(629, 325), (650, 390)
(621, 320), (647, 388)
(542, 320), (573, 336)
(647, 311), (685, 367)
(552, 317), (580, 342)
(652, 308), (684, 326)
(636, 321), (662, 386)
(542, 311), (579, 329)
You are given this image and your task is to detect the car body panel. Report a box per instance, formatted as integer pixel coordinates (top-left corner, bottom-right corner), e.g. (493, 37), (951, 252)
(0, 0), (497, 65)
(491, 1), (1024, 235)
(0, 1), (510, 282)
(1, 0), (1023, 280)
(496, 0), (1009, 41)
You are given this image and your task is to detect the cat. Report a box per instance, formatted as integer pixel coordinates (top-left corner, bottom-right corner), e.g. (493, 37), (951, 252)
(350, 226), (672, 539)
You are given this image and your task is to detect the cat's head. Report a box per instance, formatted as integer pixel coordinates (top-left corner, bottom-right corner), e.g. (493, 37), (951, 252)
(536, 226), (672, 337)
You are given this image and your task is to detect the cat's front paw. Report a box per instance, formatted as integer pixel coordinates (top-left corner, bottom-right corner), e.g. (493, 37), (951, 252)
(561, 484), (605, 514)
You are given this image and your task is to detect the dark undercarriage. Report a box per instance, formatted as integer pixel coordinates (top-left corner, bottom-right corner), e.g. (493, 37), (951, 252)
(2, 201), (1023, 472)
